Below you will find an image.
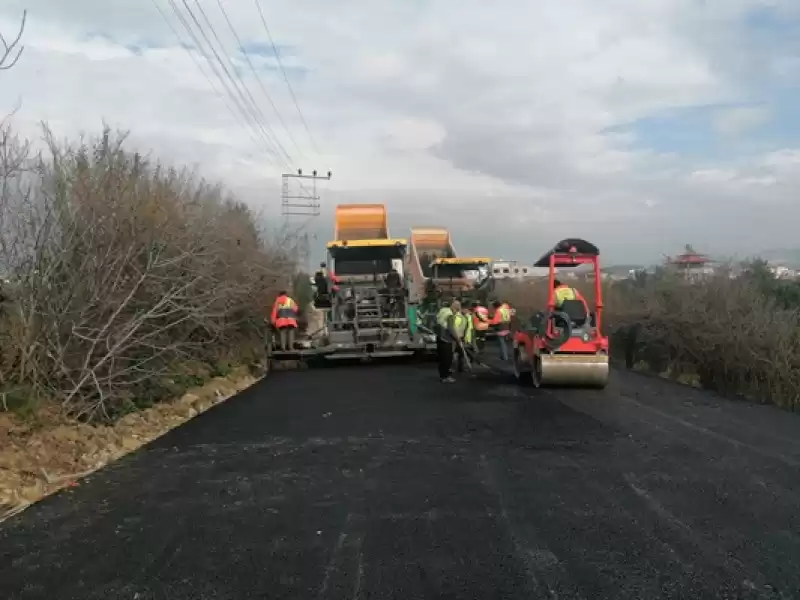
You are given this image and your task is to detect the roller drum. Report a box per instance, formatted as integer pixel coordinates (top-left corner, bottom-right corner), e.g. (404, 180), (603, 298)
(539, 353), (609, 388)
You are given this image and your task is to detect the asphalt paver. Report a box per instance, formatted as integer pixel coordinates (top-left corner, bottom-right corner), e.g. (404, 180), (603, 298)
(2, 363), (800, 599)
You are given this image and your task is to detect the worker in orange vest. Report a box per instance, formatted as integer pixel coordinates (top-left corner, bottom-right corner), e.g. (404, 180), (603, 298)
(490, 300), (512, 360)
(270, 290), (299, 350)
(473, 304), (490, 328)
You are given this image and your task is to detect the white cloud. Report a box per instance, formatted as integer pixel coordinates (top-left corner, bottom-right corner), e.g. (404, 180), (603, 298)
(1, 0), (799, 265)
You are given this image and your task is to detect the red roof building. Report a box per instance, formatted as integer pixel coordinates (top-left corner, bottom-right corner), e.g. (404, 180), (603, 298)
(666, 245), (715, 279)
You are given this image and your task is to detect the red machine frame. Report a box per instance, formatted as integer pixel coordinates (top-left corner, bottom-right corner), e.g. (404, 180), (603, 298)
(513, 238), (609, 373)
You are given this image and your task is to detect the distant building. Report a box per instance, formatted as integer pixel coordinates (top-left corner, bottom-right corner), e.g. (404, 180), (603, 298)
(767, 263), (799, 279)
(666, 245), (716, 280)
(491, 259), (547, 279)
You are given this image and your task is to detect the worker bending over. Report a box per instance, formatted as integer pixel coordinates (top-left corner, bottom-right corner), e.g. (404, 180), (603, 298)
(435, 300), (462, 383)
(490, 300), (512, 360)
(471, 303), (490, 350)
(270, 290), (299, 350)
(553, 279), (588, 313)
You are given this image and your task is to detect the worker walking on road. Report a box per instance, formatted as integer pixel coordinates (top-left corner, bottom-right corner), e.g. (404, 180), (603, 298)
(490, 300), (512, 360)
(270, 290), (299, 350)
(436, 299), (461, 383)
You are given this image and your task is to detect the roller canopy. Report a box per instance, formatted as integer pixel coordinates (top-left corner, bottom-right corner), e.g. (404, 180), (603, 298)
(534, 238), (600, 268)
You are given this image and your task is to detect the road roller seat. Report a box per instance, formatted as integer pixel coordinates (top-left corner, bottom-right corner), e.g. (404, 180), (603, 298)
(558, 299), (588, 327)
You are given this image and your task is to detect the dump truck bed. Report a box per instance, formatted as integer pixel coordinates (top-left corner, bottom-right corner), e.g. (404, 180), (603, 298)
(334, 204), (389, 241)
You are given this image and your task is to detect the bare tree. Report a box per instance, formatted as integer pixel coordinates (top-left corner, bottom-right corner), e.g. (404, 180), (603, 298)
(0, 10), (26, 71)
(1, 122), (297, 422)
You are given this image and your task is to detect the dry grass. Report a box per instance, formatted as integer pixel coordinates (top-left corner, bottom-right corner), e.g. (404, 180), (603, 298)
(498, 270), (800, 410)
(0, 365), (259, 521)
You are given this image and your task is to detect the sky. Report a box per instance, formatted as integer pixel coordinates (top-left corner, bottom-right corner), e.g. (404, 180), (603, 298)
(1, 0), (800, 266)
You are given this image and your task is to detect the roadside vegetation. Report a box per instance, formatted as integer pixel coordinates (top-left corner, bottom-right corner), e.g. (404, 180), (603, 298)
(0, 122), (297, 423)
(503, 262), (800, 410)
(0, 120), (301, 516)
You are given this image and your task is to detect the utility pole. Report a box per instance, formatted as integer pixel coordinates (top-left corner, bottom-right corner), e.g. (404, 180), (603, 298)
(281, 169), (332, 217)
(280, 169), (332, 270)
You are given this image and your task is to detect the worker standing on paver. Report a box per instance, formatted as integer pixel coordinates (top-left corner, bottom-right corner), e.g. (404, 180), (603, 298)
(490, 300), (512, 360)
(270, 290), (299, 350)
(436, 299), (461, 383)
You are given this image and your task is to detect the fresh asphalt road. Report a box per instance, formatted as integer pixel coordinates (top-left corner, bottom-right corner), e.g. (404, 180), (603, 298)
(2, 363), (800, 599)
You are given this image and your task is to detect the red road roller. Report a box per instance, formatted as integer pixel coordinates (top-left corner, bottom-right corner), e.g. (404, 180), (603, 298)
(512, 238), (609, 388)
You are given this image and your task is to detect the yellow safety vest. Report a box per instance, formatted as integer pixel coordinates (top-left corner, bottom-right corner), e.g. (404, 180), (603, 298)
(452, 313), (469, 339)
(498, 306), (511, 322)
(436, 307), (453, 329)
(554, 286), (578, 306)
(463, 314), (475, 343)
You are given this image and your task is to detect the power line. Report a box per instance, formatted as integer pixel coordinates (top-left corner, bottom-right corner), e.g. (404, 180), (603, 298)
(180, 0), (293, 169)
(161, 0), (286, 167)
(214, 0), (306, 162)
(254, 0), (320, 156)
(150, 0), (271, 162)
(186, 0), (295, 169)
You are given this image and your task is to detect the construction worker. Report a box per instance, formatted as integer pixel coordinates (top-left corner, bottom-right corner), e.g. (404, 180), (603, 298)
(383, 267), (403, 317)
(436, 299), (461, 383)
(472, 303), (490, 351)
(270, 290), (299, 350)
(553, 278), (588, 312)
(455, 302), (476, 373)
(473, 304), (490, 332)
(490, 300), (512, 361)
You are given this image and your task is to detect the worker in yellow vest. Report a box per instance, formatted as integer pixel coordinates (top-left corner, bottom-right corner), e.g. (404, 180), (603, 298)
(436, 300), (461, 383)
(455, 302), (476, 373)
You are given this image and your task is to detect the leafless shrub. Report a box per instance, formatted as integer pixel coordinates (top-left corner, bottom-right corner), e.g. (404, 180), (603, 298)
(0, 10), (26, 71)
(0, 123), (295, 421)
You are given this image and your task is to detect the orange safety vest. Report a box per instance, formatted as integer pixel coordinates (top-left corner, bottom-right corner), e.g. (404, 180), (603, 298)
(490, 304), (511, 325)
(473, 305), (490, 331)
(490, 303), (511, 336)
(271, 295), (298, 328)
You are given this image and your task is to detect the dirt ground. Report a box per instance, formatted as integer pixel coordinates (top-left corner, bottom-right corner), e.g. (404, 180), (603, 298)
(0, 366), (259, 522)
